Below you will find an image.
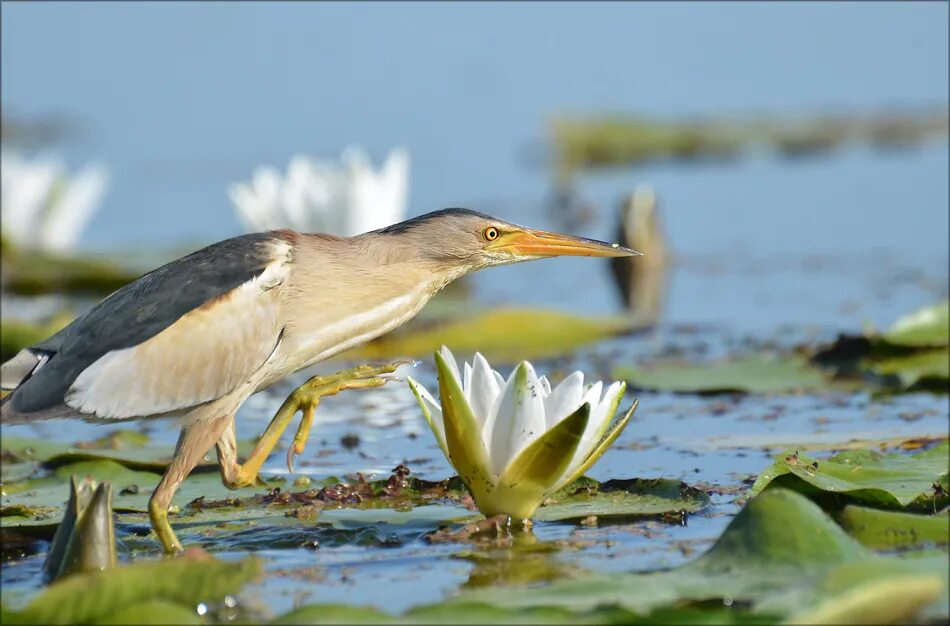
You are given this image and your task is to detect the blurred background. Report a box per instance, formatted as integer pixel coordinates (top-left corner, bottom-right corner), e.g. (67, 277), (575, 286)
(2, 1), (947, 337)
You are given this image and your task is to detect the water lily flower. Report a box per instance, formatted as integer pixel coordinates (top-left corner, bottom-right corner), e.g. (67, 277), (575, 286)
(228, 146), (409, 236)
(0, 151), (110, 254)
(408, 347), (638, 520)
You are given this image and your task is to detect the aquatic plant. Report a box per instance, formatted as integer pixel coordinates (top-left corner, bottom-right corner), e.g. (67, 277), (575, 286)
(408, 346), (637, 520)
(228, 146), (409, 236)
(0, 151), (110, 254)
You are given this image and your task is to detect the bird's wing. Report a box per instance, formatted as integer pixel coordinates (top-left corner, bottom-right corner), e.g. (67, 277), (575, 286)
(5, 231), (296, 420)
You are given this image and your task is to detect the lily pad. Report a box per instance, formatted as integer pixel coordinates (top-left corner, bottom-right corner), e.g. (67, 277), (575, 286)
(885, 300), (950, 347)
(614, 354), (833, 395)
(1, 458), (264, 527)
(811, 300), (950, 393)
(536, 477), (710, 522)
(837, 505), (949, 549)
(1, 554), (261, 624)
(456, 489), (947, 621)
(343, 308), (636, 363)
(749, 442), (950, 510)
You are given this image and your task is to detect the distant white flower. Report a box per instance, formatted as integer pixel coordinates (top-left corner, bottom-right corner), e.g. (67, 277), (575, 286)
(228, 146), (409, 236)
(1, 152), (110, 254)
(408, 346), (637, 520)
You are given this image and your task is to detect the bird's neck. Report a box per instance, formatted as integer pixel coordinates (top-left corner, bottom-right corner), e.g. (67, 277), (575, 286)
(273, 234), (470, 377)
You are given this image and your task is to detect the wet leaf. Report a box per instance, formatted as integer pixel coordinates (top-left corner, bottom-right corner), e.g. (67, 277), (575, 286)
(884, 300), (949, 348)
(275, 600), (767, 624)
(837, 505), (949, 549)
(456, 489), (947, 621)
(615, 354), (833, 395)
(92, 600), (202, 625)
(749, 442), (950, 510)
(344, 308), (636, 363)
(866, 348), (949, 391)
(1, 458), (262, 527)
(786, 572), (945, 625)
(3, 555), (261, 625)
(536, 477), (710, 522)
(811, 301), (950, 393)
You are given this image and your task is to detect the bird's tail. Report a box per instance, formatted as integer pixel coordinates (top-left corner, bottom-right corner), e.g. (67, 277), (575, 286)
(1, 349), (67, 424)
(2, 349), (47, 392)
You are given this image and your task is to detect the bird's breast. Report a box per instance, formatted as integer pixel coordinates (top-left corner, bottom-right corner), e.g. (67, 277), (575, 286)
(264, 281), (436, 384)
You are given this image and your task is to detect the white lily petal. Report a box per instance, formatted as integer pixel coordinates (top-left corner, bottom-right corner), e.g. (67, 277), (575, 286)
(492, 370), (506, 389)
(581, 381), (603, 412)
(469, 353), (501, 429)
(538, 376), (552, 397)
(486, 362), (546, 476)
(463, 362), (474, 400)
(38, 164), (109, 252)
(407, 377), (446, 456)
(544, 371), (585, 429)
(566, 381), (624, 478)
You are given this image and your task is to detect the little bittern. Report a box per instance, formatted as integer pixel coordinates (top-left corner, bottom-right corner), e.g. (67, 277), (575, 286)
(1, 208), (639, 553)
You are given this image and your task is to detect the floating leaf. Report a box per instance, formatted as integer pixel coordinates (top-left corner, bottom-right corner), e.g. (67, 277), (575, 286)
(811, 301), (950, 393)
(786, 573), (945, 625)
(615, 354), (834, 395)
(92, 600), (203, 625)
(343, 308), (636, 363)
(750, 442), (950, 510)
(536, 478), (710, 522)
(4, 555), (261, 625)
(837, 505), (949, 549)
(885, 300), (950, 348)
(457, 489), (947, 621)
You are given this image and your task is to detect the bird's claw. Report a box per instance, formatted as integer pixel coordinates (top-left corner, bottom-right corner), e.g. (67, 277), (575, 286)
(284, 360), (416, 475)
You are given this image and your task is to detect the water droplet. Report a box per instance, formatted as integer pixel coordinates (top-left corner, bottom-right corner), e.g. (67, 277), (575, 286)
(196, 603), (208, 616)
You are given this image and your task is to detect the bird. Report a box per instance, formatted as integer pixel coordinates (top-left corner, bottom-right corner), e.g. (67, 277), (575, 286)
(1, 208), (639, 553)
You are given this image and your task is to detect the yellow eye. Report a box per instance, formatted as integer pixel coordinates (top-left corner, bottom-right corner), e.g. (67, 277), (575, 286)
(484, 227), (499, 241)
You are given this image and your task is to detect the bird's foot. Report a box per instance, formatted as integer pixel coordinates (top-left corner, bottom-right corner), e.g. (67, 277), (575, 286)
(284, 360), (415, 472)
(149, 499), (183, 555)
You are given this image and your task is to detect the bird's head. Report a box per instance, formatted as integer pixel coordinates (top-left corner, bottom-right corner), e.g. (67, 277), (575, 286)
(374, 208), (641, 270)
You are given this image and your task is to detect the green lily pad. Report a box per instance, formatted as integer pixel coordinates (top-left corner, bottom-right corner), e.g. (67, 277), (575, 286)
(786, 571), (945, 625)
(536, 478), (710, 522)
(92, 600), (203, 625)
(811, 300), (950, 393)
(343, 308), (636, 362)
(885, 300), (949, 347)
(867, 348), (950, 391)
(837, 505), (949, 549)
(275, 600), (772, 625)
(614, 354), (834, 395)
(749, 442), (950, 510)
(1, 458), (264, 527)
(2, 555), (261, 625)
(456, 489), (947, 621)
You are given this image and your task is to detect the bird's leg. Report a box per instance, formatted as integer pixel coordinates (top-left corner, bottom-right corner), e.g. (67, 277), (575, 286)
(215, 416), (251, 489)
(229, 361), (410, 487)
(149, 415), (231, 554)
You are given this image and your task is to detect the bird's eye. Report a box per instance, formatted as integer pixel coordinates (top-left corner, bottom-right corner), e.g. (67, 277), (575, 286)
(484, 227), (499, 241)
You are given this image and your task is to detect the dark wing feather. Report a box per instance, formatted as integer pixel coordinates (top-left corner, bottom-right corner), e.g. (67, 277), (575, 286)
(5, 231), (293, 416)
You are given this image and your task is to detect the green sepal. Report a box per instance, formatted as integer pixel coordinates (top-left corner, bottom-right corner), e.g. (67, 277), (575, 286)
(435, 349), (495, 497)
(407, 376), (450, 460)
(559, 397), (639, 488)
(498, 402), (590, 496)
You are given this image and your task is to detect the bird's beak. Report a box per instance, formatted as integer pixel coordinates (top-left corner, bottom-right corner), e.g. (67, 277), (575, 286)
(487, 228), (642, 258)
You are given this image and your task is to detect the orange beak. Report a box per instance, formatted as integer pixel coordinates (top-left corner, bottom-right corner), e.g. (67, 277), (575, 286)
(487, 228), (641, 258)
